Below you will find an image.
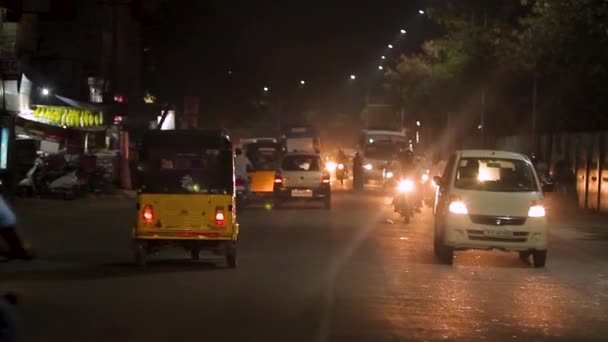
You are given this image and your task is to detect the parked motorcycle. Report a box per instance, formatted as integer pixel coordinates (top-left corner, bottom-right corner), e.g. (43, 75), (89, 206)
(17, 159), (80, 200)
(393, 178), (422, 224)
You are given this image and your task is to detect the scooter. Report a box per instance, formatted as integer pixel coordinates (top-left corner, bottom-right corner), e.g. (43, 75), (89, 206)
(393, 178), (422, 224)
(17, 157), (44, 197)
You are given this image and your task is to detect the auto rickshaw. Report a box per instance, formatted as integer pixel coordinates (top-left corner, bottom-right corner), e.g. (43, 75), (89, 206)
(132, 129), (239, 267)
(242, 139), (283, 202)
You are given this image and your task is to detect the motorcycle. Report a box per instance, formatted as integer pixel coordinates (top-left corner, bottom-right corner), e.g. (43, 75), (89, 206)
(393, 178), (422, 224)
(235, 176), (250, 211)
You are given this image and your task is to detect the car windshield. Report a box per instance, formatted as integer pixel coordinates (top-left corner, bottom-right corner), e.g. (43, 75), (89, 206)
(454, 157), (539, 192)
(363, 144), (402, 160)
(282, 155), (322, 171)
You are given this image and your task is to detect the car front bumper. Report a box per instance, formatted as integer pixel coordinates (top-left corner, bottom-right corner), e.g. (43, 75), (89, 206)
(440, 213), (548, 252)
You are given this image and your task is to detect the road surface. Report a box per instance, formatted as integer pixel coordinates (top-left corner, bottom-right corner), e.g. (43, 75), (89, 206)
(2, 188), (608, 342)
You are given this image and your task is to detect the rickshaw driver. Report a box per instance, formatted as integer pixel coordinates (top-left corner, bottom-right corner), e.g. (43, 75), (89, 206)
(234, 148), (253, 193)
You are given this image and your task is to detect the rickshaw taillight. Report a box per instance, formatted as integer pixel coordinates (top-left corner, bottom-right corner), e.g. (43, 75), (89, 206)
(142, 205), (155, 221)
(215, 208), (225, 225)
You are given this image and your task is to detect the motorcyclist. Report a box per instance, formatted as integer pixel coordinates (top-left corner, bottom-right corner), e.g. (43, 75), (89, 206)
(336, 149), (348, 166)
(0, 182), (33, 261)
(395, 150), (422, 212)
(234, 148), (253, 193)
(352, 152), (363, 191)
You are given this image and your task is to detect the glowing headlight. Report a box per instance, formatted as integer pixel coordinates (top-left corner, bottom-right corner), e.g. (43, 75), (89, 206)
(364, 164), (373, 171)
(326, 162), (337, 172)
(337, 163), (345, 170)
(448, 201), (468, 214)
(421, 173), (429, 182)
(528, 205), (546, 217)
(386, 171), (394, 179)
(397, 179), (415, 192)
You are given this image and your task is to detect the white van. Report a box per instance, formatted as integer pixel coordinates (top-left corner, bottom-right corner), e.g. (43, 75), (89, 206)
(433, 150), (554, 267)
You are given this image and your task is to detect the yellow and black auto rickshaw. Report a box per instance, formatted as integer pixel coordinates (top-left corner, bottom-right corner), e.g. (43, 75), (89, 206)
(132, 129), (239, 267)
(242, 138), (283, 202)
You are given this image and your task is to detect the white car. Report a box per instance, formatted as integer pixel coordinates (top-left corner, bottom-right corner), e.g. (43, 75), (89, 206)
(433, 150), (553, 267)
(274, 152), (331, 209)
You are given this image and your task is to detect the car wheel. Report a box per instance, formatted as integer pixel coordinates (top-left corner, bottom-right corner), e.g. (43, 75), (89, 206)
(532, 250), (547, 268)
(134, 242), (147, 267)
(519, 251), (532, 263)
(434, 228), (453, 265)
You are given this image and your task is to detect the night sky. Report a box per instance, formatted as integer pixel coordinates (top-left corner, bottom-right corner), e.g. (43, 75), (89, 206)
(153, 0), (437, 116)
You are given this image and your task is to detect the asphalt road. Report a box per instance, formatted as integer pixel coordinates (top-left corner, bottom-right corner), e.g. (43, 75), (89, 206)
(2, 187), (608, 342)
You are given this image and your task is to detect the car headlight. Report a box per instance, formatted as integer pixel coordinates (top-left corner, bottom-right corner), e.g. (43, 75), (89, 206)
(326, 162), (337, 172)
(421, 173), (429, 182)
(386, 171), (394, 179)
(364, 164), (373, 171)
(397, 179), (415, 192)
(448, 201), (468, 215)
(528, 205), (546, 217)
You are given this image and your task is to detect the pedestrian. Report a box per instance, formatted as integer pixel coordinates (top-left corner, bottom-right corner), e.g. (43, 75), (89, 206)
(352, 152), (363, 191)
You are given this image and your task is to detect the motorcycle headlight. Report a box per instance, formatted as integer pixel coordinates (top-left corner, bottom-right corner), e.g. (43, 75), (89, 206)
(326, 162), (337, 172)
(421, 173), (429, 182)
(397, 179), (415, 193)
(337, 163), (345, 170)
(386, 171), (394, 179)
(364, 164), (373, 171)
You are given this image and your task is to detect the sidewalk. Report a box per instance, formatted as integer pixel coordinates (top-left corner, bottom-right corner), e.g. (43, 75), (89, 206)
(545, 193), (608, 240)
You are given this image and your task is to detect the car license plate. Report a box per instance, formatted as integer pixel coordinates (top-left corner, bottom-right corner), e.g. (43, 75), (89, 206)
(483, 230), (513, 238)
(291, 189), (313, 198)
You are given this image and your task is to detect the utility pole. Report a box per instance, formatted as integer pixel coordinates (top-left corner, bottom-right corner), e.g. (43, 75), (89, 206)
(480, 7), (488, 148)
(532, 68), (538, 154)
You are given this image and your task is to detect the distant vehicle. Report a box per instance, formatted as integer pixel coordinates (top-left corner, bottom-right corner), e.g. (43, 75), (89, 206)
(358, 129), (409, 182)
(273, 152), (331, 209)
(432, 150), (554, 267)
(281, 125), (321, 154)
(240, 137), (278, 147)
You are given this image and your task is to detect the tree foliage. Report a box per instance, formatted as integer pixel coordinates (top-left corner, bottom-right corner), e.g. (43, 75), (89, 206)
(381, 0), (608, 135)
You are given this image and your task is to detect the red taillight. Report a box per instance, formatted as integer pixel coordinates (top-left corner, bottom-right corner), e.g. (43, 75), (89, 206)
(215, 208), (225, 225)
(274, 174), (283, 184)
(235, 178), (245, 187)
(322, 172), (330, 184)
(143, 205), (154, 221)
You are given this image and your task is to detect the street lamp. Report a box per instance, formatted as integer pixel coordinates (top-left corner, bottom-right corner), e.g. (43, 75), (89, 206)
(263, 87), (269, 92)
(41, 88), (50, 96)
(300, 80), (306, 85)
(378, 65), (384, 70)
(416, 121), (421, 127)
(400, 29), (407, 34)
(381, 55), (386, 60)
(350, 75), (356, 80)
(419, 10), (425, 15)
(388, 44), (394, 49)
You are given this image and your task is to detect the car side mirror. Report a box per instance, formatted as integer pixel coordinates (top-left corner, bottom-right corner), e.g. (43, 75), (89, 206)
(433, 176), (443, 187)
(542, 182), (555, 192)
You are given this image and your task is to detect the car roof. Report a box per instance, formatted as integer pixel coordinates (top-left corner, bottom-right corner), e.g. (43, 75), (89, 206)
(363, 130), (406, 137)
(456, 150), (530, 161)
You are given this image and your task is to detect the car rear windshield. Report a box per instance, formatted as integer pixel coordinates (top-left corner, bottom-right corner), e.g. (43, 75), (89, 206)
(454, 157), (539, 192)
(282, 155), (322, 171)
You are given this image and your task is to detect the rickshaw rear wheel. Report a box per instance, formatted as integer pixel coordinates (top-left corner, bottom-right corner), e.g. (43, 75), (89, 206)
(225, 243), (237, 268)
(134, 242), (147, 267)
